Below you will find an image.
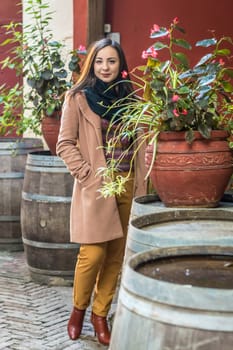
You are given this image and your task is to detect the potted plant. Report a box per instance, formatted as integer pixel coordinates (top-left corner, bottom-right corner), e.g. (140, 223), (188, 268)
(0, 0), (86, 154)
(99, 18), (233, 207)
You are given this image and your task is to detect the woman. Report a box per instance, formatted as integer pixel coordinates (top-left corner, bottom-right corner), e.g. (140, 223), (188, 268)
(56, 38), (147, 346)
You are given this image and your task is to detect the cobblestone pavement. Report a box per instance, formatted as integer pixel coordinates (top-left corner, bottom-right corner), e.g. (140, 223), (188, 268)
(0, 250), (117, 350)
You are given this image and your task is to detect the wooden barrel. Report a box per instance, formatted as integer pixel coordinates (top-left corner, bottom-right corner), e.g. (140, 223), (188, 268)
(21, 151), (79, 285)
(125, 206), (233, 262)
(110, 246), (233, 350)
(0, 138), (43, 251)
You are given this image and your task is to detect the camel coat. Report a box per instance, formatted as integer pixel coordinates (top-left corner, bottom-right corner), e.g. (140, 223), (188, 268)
(56, 92), (147, 244)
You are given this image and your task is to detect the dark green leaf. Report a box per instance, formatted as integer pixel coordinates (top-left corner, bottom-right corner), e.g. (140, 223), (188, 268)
(70, 54), (80, 63)
(198, 124), (211, 138)
(52, 61), (63, 69)
(222, 81), (233, 92)
(173, 38), (192, 50)
(27, 77), (36, 88)
(177, 86), (190, 94)
(48, 40), (62, 48)
(173, 52), (189, 68)
(41, 69), (53, 80)
(32, 95), (39, 107)
(223, 68), (233, 77)
(54, 69), (68, 78)
(68, 61), (80, 72)
(46, 104), (56, 115)
(185, 130), (195, 144)
(174, 25), (186, 34)
(151, 79), (166, 90)
(35, 79), (44, 89)
(153, 42), (168, 50)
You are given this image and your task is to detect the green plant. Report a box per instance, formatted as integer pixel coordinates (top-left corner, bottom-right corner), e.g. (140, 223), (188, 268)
(98, 17), (233, 196)
(0, 83), (22, 135)
(0, 0), (86, 136)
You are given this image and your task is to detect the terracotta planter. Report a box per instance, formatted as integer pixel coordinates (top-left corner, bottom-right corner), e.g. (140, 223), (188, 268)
(145, 130), (233, 208)
(41, 112), (61, 155)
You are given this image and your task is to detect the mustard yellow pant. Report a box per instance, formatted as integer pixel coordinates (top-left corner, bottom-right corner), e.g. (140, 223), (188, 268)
(72, 175), (134, 317)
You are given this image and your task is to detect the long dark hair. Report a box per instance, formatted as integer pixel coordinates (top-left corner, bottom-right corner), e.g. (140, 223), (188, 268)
(69, 38), (134, 98)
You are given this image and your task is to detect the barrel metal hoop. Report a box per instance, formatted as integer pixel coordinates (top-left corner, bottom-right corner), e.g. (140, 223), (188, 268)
(25, 165), (69, 173)
(27, 265), (75, 276)
(0, 172), (24, 179)
(119, 287), (233, 331)
(26, 153), (67, 167)
(0, 216), (20, 222)
(22, 237), (79, 250)
(22, 191), (72, 203)
(0, 150), (41, 156)
(0, 238), (22, 244)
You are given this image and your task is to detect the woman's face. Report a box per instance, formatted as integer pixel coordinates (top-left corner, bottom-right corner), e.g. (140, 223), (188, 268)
(94, 46), (120, 83)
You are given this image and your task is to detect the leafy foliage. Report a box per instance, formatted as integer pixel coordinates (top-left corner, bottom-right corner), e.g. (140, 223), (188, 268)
(127, 18), (233, 143)
(0, 0), (86, 136)
(98, 18), (233, 196)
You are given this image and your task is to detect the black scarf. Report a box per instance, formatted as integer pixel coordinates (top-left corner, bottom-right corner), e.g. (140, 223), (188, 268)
(84, 78), (126, 121)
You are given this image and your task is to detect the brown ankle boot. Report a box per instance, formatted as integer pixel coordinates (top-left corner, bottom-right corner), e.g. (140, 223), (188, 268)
(91, 312), (111, 346)
(67, 307), (85, 340)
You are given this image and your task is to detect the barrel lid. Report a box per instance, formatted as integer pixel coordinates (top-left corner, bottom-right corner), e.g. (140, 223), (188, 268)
(125, 245), (233, 312)
(128, 209), (233, 252)
(26, 151), (67, 168)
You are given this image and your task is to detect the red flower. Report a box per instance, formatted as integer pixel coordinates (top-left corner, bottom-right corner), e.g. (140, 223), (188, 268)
(219, 58), (225, 66)
(173, 108), (187, 117)
(173, 17), (179, 25)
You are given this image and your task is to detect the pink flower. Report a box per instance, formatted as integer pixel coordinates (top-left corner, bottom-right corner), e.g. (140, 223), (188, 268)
(149, 47), (158, 58)
(172, 94), (179, 102)
(150, 24), (160, 35)
(173, 108), (187, 117)
(142, 47), (158, 60)
(121, 70), (128, 78)
(173, 109), (180, 117)
(78, 45), (86, 52)
(142, 50), (149, 59)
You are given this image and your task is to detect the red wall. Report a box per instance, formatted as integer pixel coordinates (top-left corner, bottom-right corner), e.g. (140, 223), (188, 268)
(0, 0), (22, 137)
(0, 0), (22, 88)
(106, 0), (233, 71)
(73, 0), (88, 48)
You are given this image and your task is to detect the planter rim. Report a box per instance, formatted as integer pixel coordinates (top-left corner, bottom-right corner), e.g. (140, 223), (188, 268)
(157, 130), (229, 141)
